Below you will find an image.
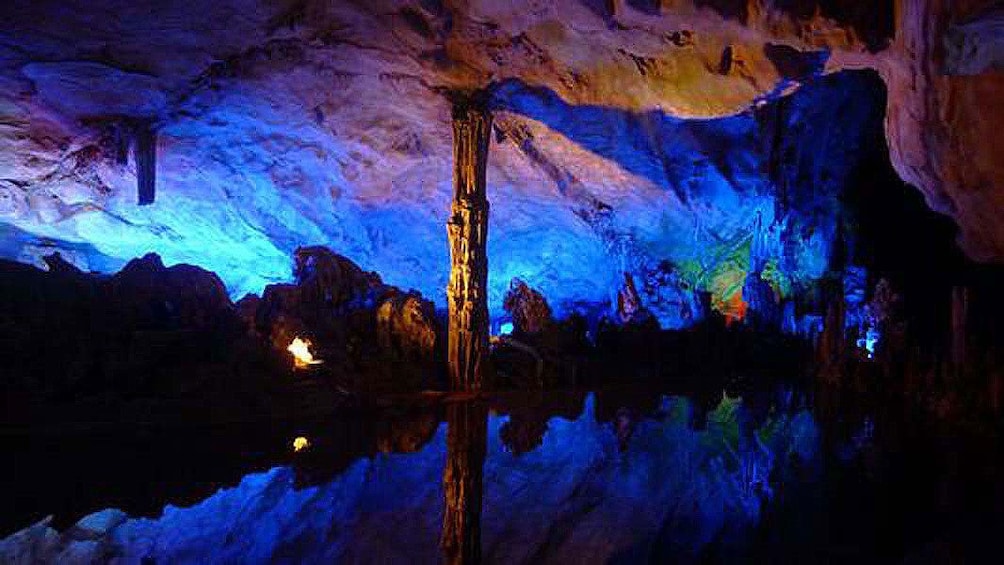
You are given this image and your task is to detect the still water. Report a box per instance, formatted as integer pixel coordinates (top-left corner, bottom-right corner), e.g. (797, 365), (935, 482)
(3, 385), (1002, 563)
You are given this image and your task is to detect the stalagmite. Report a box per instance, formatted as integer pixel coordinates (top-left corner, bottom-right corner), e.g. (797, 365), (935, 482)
(135, 123), (157, 205)
(447, 91), (492, 392)
(440, 402), (488, 565)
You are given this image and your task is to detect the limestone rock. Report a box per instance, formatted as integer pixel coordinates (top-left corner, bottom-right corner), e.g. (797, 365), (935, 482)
(376, 292), (438, 359)
(0, 0), (1001, 325)
(107, 253), (233, 331)
(879, 0), (1004, 261)
(0, 252), (242, 400)
(256, 247), (386, 349)
(255, 246), (442, 376)
(293, 246), (384, 311)
(617, 273), (655, 325)
(502, 278), (553, 336)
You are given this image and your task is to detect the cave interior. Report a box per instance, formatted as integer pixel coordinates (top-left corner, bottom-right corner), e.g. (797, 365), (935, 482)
(2, 0), (1004, 562)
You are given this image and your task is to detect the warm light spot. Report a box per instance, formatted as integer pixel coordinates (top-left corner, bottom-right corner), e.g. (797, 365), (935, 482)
(287, 336), (323, 368)
(293, 436), (310, 452)
(723, 292), (748, 326)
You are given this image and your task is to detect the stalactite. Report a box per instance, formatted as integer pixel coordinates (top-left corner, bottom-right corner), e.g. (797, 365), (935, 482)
(135, 123), (157, 205)
(111, 122), (130, 165)
(440, 402), (488, 565)
(447, 91), (492, 392)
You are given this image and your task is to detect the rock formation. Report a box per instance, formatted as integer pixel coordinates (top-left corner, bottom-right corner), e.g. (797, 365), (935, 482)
(0, 245), (445, 418)
(0, 252), (241, 400)
(376, 292), (438, 360)
(447, 93), (492, 392)
(0, 0), (1001, 326)
(134, 123), (157, 205)
(255, 245), (390, 348)
(254, 246), (441, 387)
(617, 273), (654, 325)
(878, 0), (1004, 262)
(502, 278), (553, 336)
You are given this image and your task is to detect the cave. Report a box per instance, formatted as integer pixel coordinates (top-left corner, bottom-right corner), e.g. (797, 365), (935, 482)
(2, 1), (1004, 562)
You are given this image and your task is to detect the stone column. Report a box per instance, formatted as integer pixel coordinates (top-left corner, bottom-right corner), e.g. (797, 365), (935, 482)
(440, 402), (488, 565)
(447, 92), (492, 392)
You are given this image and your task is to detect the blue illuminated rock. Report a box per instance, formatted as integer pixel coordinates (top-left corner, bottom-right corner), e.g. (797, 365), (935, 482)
(0, 0), (995, 328)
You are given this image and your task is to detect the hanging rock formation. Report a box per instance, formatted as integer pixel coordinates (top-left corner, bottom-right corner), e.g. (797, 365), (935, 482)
(134, 123), (157, 205)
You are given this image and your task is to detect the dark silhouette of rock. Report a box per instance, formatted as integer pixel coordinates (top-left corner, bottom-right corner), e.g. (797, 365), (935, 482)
(0, 246), (449, 425)
(256, 246), (440, 358)
(293, 246), (385, 311)
(503, 278), (552, 336)
(376, 291), (438, 360)
(108, 253), (233, 331)
(256, 247), (389, 350)
(253, 246), (444, 392)
(0, 252), (245, 407)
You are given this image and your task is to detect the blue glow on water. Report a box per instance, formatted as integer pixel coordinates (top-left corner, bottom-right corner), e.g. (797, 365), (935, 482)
(0, 393), (822, 562)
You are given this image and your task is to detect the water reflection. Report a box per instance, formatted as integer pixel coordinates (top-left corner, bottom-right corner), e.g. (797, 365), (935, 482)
(441, 402), (488, 564)
(2, 386), (1000, 563)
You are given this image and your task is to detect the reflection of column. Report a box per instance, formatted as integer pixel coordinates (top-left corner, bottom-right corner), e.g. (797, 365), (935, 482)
(447, 91), (492, 392)
(440, 402), (488, 565)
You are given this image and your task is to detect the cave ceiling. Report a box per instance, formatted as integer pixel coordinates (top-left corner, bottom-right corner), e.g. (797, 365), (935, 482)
(1, 0), (1002, 321)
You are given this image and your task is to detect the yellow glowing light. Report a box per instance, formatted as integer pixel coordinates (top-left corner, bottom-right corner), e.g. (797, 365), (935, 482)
(287, 337), (323, 368)
(293, 436), (310, 452)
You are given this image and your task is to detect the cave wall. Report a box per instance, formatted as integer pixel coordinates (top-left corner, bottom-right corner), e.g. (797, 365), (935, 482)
(0, 0), (1000, 323)
(879, 0), (1004, 261)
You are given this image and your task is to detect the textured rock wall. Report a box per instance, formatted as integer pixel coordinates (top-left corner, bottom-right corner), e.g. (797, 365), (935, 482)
(879, 0), (1004, 261)
(0, 0), (1000, 323)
